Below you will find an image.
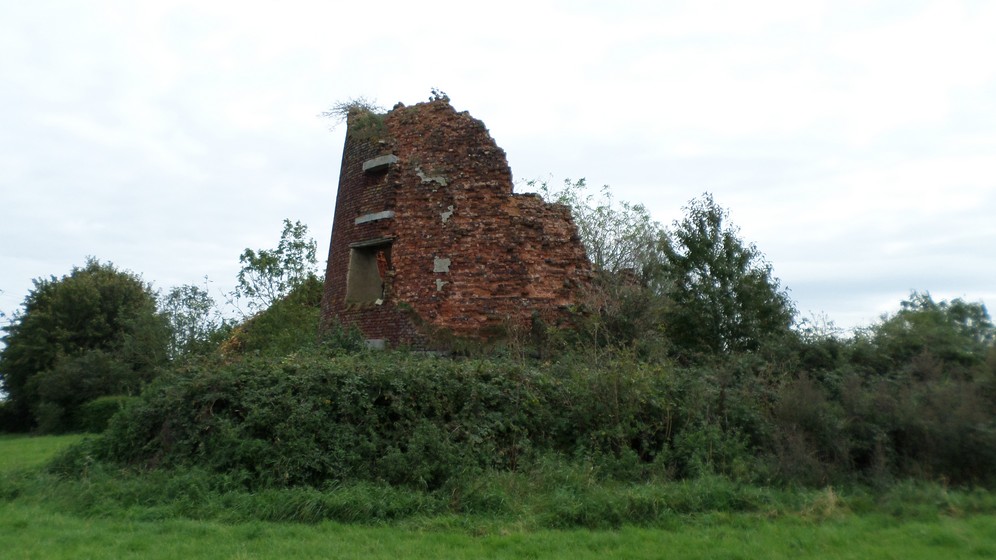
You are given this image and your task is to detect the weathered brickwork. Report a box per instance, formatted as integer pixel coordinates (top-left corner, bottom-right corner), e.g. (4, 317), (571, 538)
(321, 98), (592, 347)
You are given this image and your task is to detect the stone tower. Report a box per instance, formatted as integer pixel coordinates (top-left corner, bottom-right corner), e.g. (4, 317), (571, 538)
(320, 98), (592, 348)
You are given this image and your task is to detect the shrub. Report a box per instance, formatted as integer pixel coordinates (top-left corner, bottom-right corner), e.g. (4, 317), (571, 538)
(766, 375), (848, 485)
(54, 332), (995, 490)
(79, 395), (138, 433)
(0, 399), (32, 433)
(81, 349), (754, 490)
(92, 351), (573, 489)
(220, 276), (325, 358)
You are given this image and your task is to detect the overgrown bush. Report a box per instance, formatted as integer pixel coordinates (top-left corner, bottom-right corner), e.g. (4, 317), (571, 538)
(59, 347), (794, 490)
(0, 399), (32, 433)
(78, 395), (138, 433)
(220, 275), (327, 358)
(85, 351), (574, 489)
(50, 350), (650, 487)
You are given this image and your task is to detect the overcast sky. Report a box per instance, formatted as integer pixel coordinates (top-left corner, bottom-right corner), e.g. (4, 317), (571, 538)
(2, 0), (994, 332)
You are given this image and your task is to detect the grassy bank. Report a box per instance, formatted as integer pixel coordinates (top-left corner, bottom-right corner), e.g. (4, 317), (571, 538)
(2, 503), (994, 560)
(3, 435), (995, 559)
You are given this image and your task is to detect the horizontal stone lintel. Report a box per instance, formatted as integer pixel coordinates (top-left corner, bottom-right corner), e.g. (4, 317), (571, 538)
(362, 155), (399, 173)
(349, 236), (394, 249)
(354, 210), (396, 224)
(364, 339), (387, 350)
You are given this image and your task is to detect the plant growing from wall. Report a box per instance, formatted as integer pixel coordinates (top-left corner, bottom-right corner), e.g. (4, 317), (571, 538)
(321, 96), (386, 141)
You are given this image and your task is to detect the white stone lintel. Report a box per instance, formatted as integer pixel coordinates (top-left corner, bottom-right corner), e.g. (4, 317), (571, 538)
(355, 210), (396, 225)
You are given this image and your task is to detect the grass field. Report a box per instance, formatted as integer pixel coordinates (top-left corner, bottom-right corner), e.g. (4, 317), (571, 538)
(0, 434), (85, 471)
(2, 435), (994, 559)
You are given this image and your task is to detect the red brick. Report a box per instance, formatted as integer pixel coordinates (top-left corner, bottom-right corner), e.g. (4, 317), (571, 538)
(320, 99), (592, 348)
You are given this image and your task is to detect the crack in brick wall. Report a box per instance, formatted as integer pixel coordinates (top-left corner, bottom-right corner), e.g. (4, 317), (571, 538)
(321, 98), (592, 348)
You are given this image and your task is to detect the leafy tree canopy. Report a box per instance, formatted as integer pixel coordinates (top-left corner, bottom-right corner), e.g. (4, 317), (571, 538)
(0, 258), (167, 432)
(159, 282), (228, 360)
(535, 178), (665, 282)
(232, 219), (320, 316)
(856, 291), (995, 377)
(660, 193), (795, 359)
(539, 181), (795, 361)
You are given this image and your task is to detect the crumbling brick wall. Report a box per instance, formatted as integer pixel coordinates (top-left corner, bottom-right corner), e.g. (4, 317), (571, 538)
(320, 98), (592, 348)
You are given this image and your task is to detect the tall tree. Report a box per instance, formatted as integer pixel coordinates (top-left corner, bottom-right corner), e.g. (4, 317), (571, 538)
(0, 258), (167, 432)
(232, 219), (320, 316)
(538, 183), (794, 359)
(160, 282), (227, 359)
(660, 193), (795, 360)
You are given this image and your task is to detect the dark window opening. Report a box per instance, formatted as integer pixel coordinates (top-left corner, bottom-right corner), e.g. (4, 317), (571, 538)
(345, 242), (392, 304)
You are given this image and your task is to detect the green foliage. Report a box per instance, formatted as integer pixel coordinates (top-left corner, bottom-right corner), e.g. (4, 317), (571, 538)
(321, 96), (388, 142)
(536, 179), (665, 281)
(858, 291), (994, 376)
(8, 437), (994, 533)
(840, 293), (995, 484)
(159, 283), (229, 359)
(0, 259), (168, 433)
(320, 96), (385, 130)
(537, 182), (794, 362)
(57, 290), (994, 491)
(78, 395), (138, 433)
(660, 193), (795, 360)
(90, 351), (570, 489)
(0, 399), (31, 433)
(30, 350), (132, 433)
(766, 374), (849, 485)
(68, 348), (774, 490)
(232, 219), (320, 316)
(220, 276), (334, 358)
(760, 293), (996, 486)
(570, 275), (671, 360)
(534, 179), (671, 353)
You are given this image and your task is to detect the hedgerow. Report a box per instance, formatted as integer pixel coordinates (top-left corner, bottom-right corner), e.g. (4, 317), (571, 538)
(81, 351), (571, 489)
(52, 334), (995, 491)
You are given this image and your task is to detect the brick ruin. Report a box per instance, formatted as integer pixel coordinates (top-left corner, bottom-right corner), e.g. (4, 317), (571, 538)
(320, 98), (592, 348)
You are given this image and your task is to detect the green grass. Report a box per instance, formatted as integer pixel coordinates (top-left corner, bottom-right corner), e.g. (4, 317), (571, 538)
(0, 433), (85, 471)
(2, 435), (995, 559)
(2, 503), (994, 559)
